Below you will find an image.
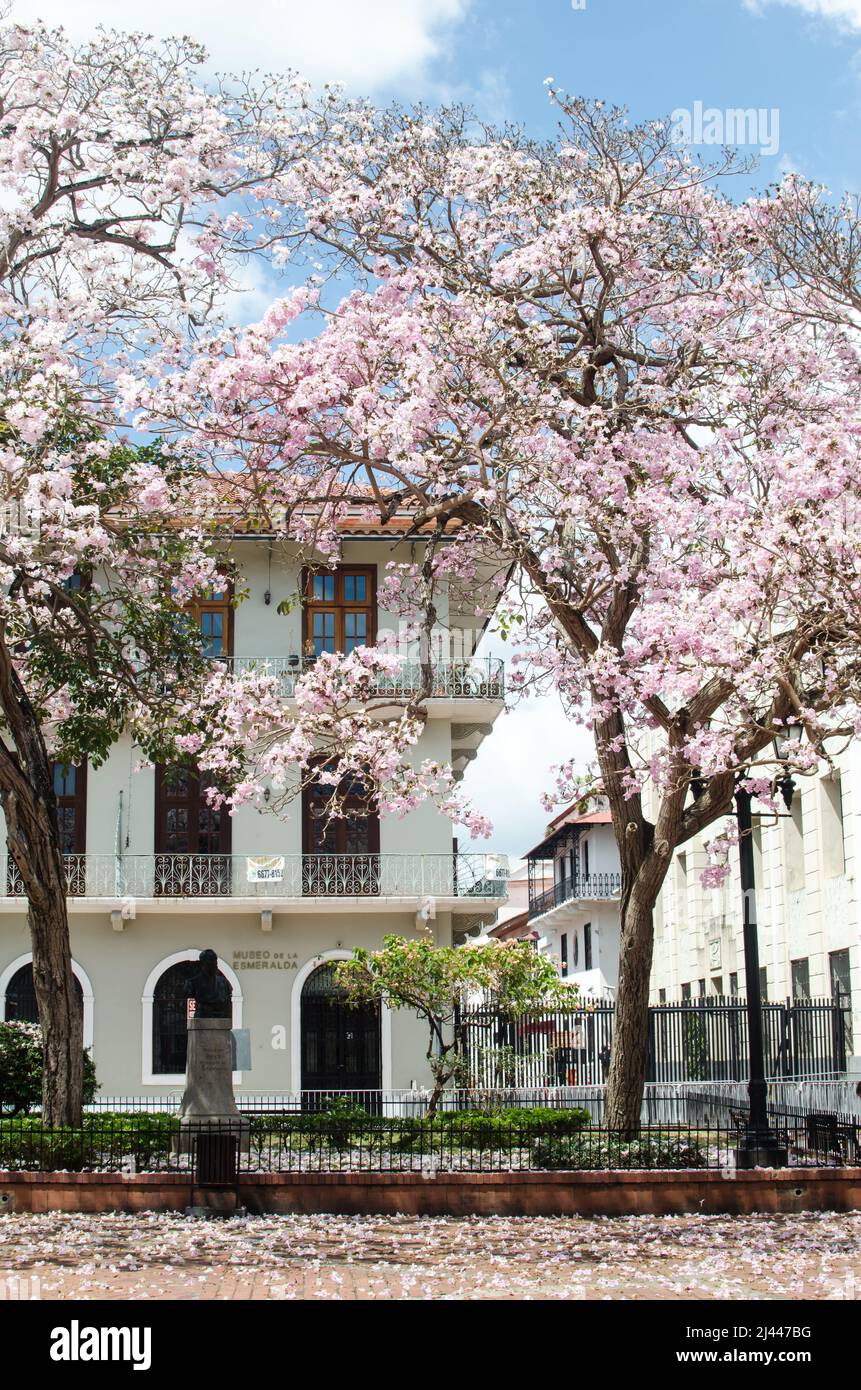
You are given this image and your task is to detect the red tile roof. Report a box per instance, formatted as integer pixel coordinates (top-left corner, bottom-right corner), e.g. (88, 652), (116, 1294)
(488, 910), (534, 941)
(524, 804), (612, 859)
(548, 808), (613, 829)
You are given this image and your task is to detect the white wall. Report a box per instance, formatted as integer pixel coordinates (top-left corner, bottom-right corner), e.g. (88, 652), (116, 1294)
(650, 740), (861, 1052)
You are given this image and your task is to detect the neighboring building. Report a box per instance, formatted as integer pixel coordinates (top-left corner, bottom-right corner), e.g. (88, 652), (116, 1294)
(488, 861), (532, 942)
(523, 806), (622, 999)
(649, 741), (860, 1070)
(0, 519), (508, 1097)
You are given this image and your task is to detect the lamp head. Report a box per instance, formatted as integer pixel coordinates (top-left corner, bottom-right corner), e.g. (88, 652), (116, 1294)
(773, 721), (804, 762)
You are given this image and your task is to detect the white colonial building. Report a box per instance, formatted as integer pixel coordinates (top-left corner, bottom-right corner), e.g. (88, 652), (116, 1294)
(523, 805), (622, 999)
(649, 741), (860, 1072)
(0, 520), (508, 1098)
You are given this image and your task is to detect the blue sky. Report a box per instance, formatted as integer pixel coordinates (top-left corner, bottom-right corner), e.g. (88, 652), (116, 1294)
(18, 0), (861, 200)
(15, 0), (861, 856)
(451, 0), (861, 194)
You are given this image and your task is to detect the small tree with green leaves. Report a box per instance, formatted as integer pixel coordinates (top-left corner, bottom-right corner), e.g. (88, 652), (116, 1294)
(336, 934), (574, 1119)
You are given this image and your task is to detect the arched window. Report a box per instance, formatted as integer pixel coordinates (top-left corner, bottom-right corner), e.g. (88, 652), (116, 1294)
(152, 959), (234, 1075)
(4, 962), (82, 1022)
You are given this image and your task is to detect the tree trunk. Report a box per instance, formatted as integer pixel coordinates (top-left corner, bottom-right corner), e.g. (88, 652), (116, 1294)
(26, 847), (83, 1128)
(605, 887), (659, 1134)
(0, 638), (83, 1125)
(426, 1078), (445, 1122)
(3, 780), (83, 1126)
(426, 1049), (458, 1121)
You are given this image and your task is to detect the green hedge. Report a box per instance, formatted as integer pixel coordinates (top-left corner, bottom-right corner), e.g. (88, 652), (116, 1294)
(0, 1114), (180, 1172)
(243, 1107), (593, 1156)
(0, 1110), (711, 1173)
(532, 1133), (709, 1170)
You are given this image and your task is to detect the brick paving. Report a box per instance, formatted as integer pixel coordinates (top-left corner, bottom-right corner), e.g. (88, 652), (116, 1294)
(1, 1210), (860, 1300)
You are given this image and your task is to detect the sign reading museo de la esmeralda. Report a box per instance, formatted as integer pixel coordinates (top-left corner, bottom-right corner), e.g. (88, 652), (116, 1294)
(232, 950), (298, 970)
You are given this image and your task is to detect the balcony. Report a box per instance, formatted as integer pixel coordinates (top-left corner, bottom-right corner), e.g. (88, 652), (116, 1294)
(528, 873), (622, 922)
(209, 654), (505, 701)
(1, 852), (509, 910)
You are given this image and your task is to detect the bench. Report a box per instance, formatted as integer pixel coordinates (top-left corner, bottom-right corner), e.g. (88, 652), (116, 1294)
(805, 1111), (861, 1166)
(727, 1106), (793, 1155)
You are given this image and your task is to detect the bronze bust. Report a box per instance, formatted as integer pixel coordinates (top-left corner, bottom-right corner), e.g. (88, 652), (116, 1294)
(186, 949), (232, 1019)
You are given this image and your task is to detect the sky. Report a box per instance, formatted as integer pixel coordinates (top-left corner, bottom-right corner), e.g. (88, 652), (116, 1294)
(12, 0), (861, 857)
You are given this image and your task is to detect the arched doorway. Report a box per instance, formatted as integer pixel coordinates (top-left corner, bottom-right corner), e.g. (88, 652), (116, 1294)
(152, 958), (233, 1075)
(300, 962), (381, 1094)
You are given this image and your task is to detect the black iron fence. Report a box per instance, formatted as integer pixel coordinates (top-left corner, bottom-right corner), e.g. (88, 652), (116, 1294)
(457, 996), (851, 1088)
(1, 1105), (859, 1174)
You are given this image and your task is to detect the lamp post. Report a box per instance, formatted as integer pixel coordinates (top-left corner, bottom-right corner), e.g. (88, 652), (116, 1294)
(734, 723), (803, 1168)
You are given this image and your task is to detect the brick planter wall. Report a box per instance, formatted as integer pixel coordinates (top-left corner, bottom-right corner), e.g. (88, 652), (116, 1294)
(1, 1167), (860, 1217)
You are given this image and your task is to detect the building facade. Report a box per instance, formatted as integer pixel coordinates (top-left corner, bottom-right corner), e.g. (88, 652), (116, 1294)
(649, 741), (860, 1070)
(0, 528), (508, 1098)
(524, 807), (622, 999)
(487, 861), (531, 943)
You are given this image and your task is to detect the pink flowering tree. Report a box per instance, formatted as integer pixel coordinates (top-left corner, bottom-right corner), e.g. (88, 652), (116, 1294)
(0, 17), (325, 1124)
(176, 645), (491, 834)
(136, 93), (861, 1130)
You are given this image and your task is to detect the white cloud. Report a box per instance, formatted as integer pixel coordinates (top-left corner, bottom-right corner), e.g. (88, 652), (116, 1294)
(9, 0), (470, 92)
(459, 692), (594, 860)
(222, 256), (283, 328)
(744, 0), (861, 30)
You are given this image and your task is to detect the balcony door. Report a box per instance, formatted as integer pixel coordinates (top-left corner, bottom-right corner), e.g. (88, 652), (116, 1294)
(302, 778), (380, 895)
(7, 761), (87, 897)
(192, 583), (233, 659)
(303, 566), (376, 659)
(155, 766), (232, 896)
(56, 762), (87, 855)
(171, 579), (233, 664)
(56, 761), (88, 895)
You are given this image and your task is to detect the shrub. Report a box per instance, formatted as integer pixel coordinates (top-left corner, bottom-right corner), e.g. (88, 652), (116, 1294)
(532, 1132), (708, 1171)
(247, 1103), (393, 1156)
(494, 1107), (591, 1134)
(0, 1113), (180, 1171)
(0, 1021), (99, 1116)
(373, 1107), (592, 1154)
(429, 1107), (591, 1142)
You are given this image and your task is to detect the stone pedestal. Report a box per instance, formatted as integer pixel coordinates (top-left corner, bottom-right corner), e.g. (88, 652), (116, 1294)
(179, 1018), (249, 1152)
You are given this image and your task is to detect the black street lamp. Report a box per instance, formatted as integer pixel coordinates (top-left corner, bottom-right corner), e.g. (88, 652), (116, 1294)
(734, 723), (803, 1168)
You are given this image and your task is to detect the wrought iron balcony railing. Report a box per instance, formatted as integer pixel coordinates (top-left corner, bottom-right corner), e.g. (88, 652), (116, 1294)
(528, 872), (622, 921)
(208, 654), (505, 700)
(2, 852), (509, 901)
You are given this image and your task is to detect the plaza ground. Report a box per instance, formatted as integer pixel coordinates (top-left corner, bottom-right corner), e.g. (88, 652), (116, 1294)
(1, 1209), (860, 1300)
